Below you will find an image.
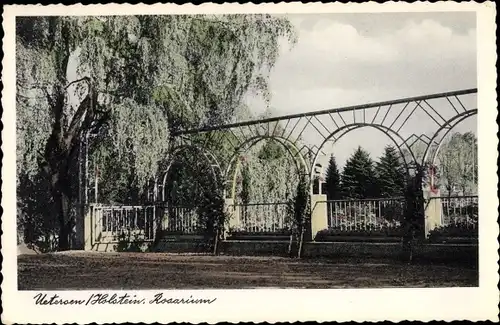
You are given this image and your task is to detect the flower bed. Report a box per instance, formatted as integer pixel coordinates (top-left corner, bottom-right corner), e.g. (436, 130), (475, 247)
(226, 229), (292, 241)
(314, 227), (404, 242)
(158, 229), (208, 240)
(427, 222), (478, 243)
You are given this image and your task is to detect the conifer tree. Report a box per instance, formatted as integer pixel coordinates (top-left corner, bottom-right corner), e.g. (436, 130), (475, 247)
(375, 145), (406, 197)
(324, 155), (341, 200)
(341, 147), (377, 199)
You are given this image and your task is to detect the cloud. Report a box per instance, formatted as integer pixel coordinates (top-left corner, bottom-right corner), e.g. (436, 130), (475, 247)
(245, 14), (477, 167)
(397, 19), (454, 43)
(292, 19), (399, 65)
(392, 19), (476, 61)
(268, 16), (476, 102)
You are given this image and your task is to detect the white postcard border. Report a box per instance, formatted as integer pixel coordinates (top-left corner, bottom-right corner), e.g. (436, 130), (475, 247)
(2, 2), (498, 323)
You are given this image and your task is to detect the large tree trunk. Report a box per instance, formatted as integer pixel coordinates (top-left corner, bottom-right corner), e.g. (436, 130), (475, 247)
(297, 228), (304, 259)
(54, 189), (72, 250)
(41, 79), (95, 251)
(48, 156), (75, 251)
(43, 115), (78, 250)
(288, 233), (294, 256)
(212, 228), (219, 256)
(402, 166), (425, 262)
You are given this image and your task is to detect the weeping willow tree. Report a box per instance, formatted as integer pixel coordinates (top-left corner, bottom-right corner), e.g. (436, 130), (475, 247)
(237, 141), (300, 204)
(233, 139), (301, 233)
(16, 15), (297, 250)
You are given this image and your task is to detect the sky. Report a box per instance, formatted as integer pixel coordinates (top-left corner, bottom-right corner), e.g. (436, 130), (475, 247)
(245, 12), (477, 169)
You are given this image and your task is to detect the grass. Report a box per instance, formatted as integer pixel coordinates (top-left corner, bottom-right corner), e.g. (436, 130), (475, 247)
(18, 252), (478, 290)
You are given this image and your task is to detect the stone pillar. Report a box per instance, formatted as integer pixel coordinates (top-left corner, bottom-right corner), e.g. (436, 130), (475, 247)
(310, 194), (328, 241)
(224, 198), (239, 231)
(424, 189), (443, 237)
(84, 205), (94, 251)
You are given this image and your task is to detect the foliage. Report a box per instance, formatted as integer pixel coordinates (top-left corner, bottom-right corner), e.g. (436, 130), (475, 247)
(400, 140), (426, 170)
(400, 132), (478, 196)
(324, 155), (341, 199)
(235, 139), (299, 206)
(257, 138), (287, 160)
(162, 149), (219, 207)
(437, 132), (478, 195)
(17, 172), (59, 252)
(427, 223), (478, 241)
(402, 163), (426, 259)
(315, 226), (404, 240)
(286, 174), (310, 257)
(375, 145), (406, 197)
(16, 15), (297, 250)
(239, 163), (252, 218)
(91, 99), (170, 204)
(293, 175), (310, 232)
(114, 232), (148, 252)
(341, 147), (378, 199)
(442, 201), (478, 225)
(200, 184), (228, 255)
(226, 229), (291, 236)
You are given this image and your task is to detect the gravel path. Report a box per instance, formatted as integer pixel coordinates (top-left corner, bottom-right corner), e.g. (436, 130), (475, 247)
(18, 252), (478, 290)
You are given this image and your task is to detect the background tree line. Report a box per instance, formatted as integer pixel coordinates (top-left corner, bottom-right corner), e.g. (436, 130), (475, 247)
(322, 131), (478, 200)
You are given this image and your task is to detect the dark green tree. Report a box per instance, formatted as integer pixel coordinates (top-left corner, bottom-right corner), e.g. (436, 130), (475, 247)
(324, 155), (341, 200)
(312, 176), (320, 195)
(375, 145), (406, 197)
(341, 146), (377, 199)
(287, 174), (310, 257)
(402, 164), (426, 261)
(239, 163), (252, 222)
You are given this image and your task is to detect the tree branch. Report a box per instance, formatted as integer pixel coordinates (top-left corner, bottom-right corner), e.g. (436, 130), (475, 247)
(16, 92), (47, 102)
(66, 94), (91, 144)
(43, 87), (54, 109)
(88, 111), (110, 134)
(64, 76), (91, 90)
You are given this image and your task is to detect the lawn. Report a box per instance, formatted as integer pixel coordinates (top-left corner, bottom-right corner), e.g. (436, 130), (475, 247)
(18, 252), (478, 290)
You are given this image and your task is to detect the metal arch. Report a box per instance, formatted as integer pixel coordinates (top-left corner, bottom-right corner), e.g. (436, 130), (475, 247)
(421, 109), (478, 166)
(163, 88), (477, 200)
(224, 134), (310, 179)
(309, 123), (417, 186)
(160, 144), (223, 202)
(223, 135), (309, 201)
(171, 88), (477, 137)
(333, 124), (415, 167)
(225, 137), (309, 201)
(339, 124), (416, 170)
(231, 138), (306, 175)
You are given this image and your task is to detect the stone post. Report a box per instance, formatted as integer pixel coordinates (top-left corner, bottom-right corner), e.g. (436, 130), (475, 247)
(224, 198), (239, 232)
(424, 189), (443, 237)
(310, 194), (328, 241)
(78, 204), (93, 251)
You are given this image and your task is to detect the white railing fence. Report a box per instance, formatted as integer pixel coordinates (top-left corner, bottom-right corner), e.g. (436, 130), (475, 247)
(428, 195), (478, 229)
(325, 198), (405, 232)
(87, 195), (478, 244)
(89, 204), (201, 244)
(228, 202), (291, 233)
(159, 205), (202, 234)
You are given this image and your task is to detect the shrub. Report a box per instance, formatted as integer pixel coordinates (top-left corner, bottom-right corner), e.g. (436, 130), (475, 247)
(315, 224), (404, 240)
(427, 222), (478, 241)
